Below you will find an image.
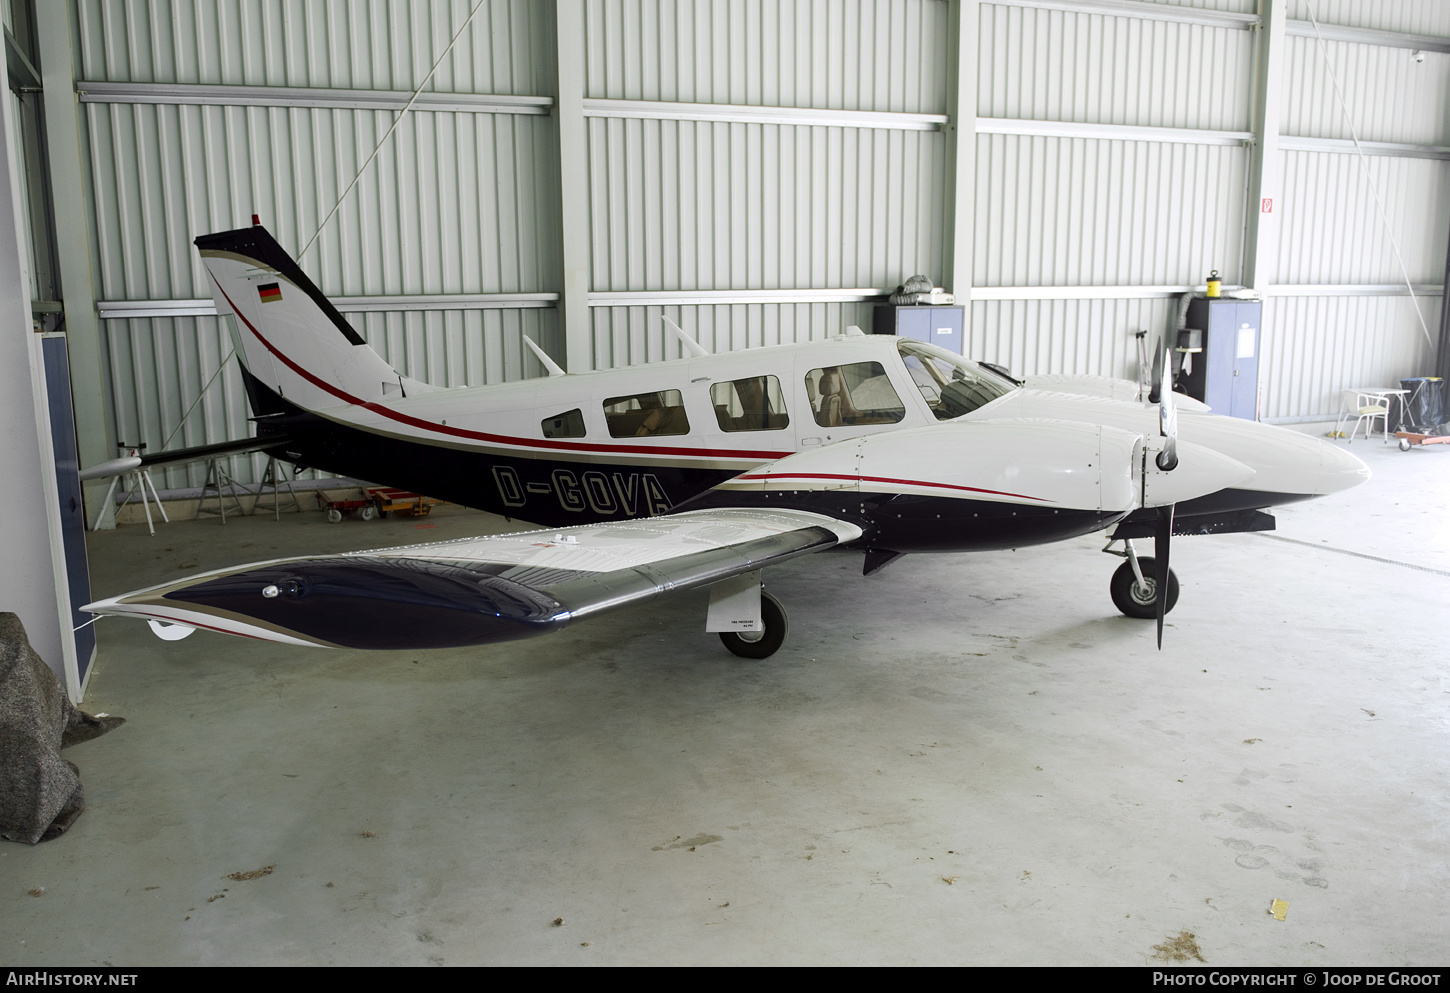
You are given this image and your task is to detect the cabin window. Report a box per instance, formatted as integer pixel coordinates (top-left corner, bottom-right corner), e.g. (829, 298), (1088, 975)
(710, 376), (789, 432)
(541, 409), (586, 438)
(804, 362), (905, 427)
(603, 389), (690, 438)
(897, 339), (1014, 420)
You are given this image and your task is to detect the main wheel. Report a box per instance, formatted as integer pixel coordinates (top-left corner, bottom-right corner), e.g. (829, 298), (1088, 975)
(719, 590), (789, 659)
(1110, 558), (1179, 619)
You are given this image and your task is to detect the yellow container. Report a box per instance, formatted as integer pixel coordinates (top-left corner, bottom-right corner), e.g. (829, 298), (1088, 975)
(1206, 269), (1221, 298)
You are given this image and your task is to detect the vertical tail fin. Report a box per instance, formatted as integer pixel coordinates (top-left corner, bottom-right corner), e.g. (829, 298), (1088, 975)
(194, 223), (412, 412)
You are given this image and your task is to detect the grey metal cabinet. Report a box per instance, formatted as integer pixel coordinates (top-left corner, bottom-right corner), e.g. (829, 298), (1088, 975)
(872, 305), (965, 354)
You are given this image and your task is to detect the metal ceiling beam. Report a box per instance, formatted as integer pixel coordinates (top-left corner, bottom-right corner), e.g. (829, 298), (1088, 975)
(1285, 19), (1450, 54)
(1279, 135), (1450, 160)
(588, 289), (889, 308)
(98, 293), (561, 320)
(76, 80), (554, 116)
(582, 99), (947, 132)
(1268, 284), (1444, 297)
(977, 117), (1253, 147)
(990, 0), (1258, 31)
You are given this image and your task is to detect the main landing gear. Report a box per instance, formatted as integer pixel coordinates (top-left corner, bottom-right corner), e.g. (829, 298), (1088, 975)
(1103, 538), (1179, 619)
(718, 590), (790, 659)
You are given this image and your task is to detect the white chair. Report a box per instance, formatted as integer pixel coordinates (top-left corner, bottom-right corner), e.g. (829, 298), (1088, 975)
(1340, 389), (1390, 443)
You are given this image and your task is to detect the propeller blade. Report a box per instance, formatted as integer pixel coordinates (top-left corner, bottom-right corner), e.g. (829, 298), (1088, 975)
(1153, 346), (1178, 649)
(1156, 346), (1178, 471)
(1155, 503), (1173, 649)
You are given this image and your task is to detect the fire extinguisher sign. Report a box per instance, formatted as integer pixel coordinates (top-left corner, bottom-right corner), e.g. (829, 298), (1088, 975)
(1262, 198), (1273, 213)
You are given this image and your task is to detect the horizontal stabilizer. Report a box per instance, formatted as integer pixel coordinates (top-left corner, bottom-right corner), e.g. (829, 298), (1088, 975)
(79, 434), (294, 480)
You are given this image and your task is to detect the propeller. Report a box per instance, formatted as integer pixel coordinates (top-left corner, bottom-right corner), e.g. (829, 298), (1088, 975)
(1154, 345), (1178, 648)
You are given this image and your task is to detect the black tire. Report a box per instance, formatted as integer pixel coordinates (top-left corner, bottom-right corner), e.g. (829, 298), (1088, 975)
(719, 590), (789, 659)
(1110, 558), (1179, 619)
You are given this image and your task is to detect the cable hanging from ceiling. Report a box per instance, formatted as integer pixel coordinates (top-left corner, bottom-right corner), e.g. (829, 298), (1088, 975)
(1301, 0), (1436, 352)
(297, 0), (490, 263)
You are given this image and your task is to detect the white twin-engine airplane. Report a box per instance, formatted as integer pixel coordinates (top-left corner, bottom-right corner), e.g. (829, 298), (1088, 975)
(83, 222), (1369, 656)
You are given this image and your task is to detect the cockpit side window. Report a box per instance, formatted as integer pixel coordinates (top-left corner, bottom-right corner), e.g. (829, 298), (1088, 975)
(897, 339), (1013, 420)
(804, 362), (905, 427)
(541, 408), (586, 438)
(603, 389), (690, 438)
(710, 376), (790, 432)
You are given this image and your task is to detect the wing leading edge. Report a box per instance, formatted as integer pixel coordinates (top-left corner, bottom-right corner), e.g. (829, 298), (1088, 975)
(83, 509), (862, 650)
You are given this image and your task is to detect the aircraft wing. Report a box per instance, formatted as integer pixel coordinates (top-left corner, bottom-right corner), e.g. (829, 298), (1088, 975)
(83, 508), (863, 650)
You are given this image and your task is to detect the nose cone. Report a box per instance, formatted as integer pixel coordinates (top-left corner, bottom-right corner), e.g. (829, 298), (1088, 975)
(1314, 437), (1372, 495)
(1176, 416), (1370, 499)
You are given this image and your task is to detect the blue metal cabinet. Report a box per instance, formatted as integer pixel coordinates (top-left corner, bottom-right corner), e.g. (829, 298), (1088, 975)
(1184, 299), (1261, 420)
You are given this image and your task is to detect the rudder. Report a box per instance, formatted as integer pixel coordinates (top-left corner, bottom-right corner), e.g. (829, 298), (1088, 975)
(195, 222), (414, 412)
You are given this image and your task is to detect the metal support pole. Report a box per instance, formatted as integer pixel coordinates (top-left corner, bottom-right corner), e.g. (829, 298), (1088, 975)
(944, 1), (979, 312)
(1437, 213), (1450, 381)
(553, 1), (592, 373)
(36, 0), (115, 528)
(1244, 0), (1286, 291)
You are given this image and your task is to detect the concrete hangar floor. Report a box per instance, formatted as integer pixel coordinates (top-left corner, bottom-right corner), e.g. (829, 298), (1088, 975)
(5, 429), (1448, 966)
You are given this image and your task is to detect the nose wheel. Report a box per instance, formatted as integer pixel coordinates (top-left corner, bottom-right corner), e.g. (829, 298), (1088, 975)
(1104, 540), (1180, 619)
(718, 590), (789, 659)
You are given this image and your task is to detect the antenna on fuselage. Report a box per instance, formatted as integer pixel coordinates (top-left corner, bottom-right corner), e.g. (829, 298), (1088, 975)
(662, 315), (711, 357)
(522, 335), (567, 377)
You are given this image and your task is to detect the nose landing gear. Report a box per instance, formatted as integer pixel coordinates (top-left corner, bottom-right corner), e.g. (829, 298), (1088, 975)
(1104, 539), (1179, 620)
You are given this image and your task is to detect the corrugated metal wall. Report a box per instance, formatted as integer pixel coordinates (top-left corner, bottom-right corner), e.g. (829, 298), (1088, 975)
(1269, 0), (1450, 417)
(582, 0), (948, 111)
(85, 105), (557, 299)
(974, 134), (1248, 288)
(1284, 0), (1450, 38)
(977, 3), (1254, 129)
(1262, 295), (1439, 420)
(61, 0), (1450, 490)
(1276, 151), (1450, 285)
(969, 297), (1179, 379)
(587, 119), (944, 293)
(75, 0), (560, 486)
(973, 1), (1256, 384)
(581, 0), (951, 368)
(75, 0), (547, 92)
(971, 0), (1450, 415)
(590, 302), (879, 369)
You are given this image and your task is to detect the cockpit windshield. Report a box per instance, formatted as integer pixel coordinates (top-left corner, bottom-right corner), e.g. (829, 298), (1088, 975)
(896, 339), (1016, 420)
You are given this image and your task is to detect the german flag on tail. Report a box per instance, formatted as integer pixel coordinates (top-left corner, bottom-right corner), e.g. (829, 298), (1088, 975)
(258, 282), (282, 303)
